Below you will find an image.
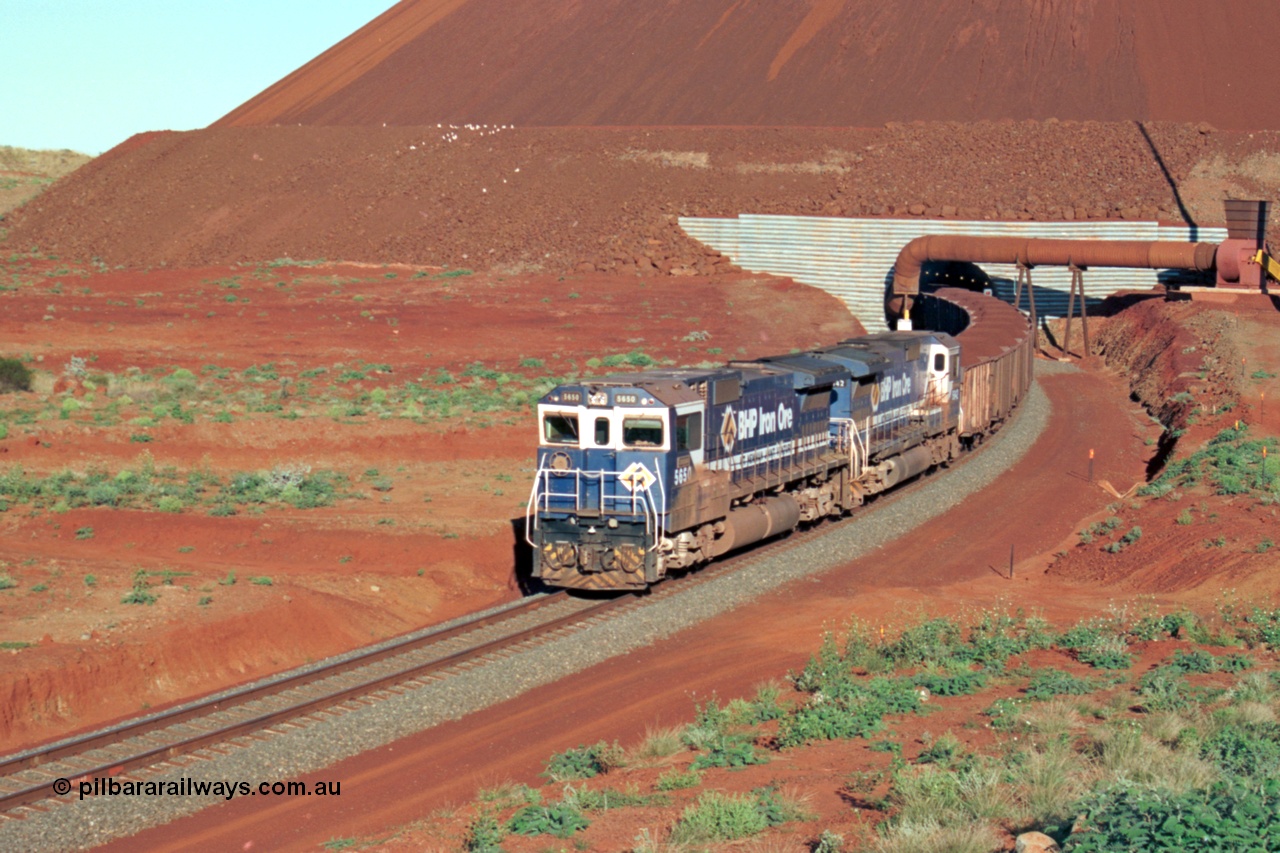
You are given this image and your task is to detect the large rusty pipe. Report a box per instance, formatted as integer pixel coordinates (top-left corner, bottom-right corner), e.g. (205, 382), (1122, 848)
(890, 235), (1219, 313)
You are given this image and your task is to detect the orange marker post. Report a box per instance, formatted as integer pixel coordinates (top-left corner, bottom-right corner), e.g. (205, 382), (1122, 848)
(1088, 448), (1094, 483)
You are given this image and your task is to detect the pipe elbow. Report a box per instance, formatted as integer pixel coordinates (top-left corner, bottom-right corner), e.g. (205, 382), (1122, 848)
(892, 236), (932, 297)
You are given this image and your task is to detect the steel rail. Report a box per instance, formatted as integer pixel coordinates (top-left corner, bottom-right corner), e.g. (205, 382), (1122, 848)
(0, 384), (1020, 817)
(0, 591), (621, 813)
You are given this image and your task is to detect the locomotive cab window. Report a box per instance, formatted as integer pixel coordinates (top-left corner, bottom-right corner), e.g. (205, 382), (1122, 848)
(593, 417), (611, 446)
(543, 413), (580, 445)
(676, 413), (702, 451)
(623, 416), (665, 448)
(934, 353), (947, 372)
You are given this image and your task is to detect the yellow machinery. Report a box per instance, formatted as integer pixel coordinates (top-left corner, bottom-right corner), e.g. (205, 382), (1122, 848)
(1255, 248), (1280, 287)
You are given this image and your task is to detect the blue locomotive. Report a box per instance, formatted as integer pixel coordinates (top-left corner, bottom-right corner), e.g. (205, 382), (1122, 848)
(525, 330), (964, 590)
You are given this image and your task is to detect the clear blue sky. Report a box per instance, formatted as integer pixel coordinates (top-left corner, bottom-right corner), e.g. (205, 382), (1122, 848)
(1, 1), (396, 155)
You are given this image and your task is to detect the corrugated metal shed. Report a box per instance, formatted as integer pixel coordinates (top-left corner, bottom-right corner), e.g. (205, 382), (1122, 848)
(679, 215), (1227, 331)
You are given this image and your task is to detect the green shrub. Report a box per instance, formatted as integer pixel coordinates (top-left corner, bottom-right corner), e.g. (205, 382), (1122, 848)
(883, 617), (966, 668)
(680, 698), (732, 749)
(1240, 608), (1280, 648)
(668, 791), (767, 844)
(156, 496), (184, 513)
(1057, 778), (1280, 852)
(689, 734), (768, 770)
(463, 811), (506, 852)
(476, 782), (540, 808)
(753, 784), (814, 825)
(726, 684), (785, 724)
(1072, 632), (1133, 670)
(1201, 720), (1280, 779)
(1168, 648), (1220, 674)
(542, 741), (624, 781)
(1025, 668), (1098, 701)
(506, 801), (589, 838)
(566, 785), (668, 811)
(913, 667), (988, 696)
(814, 829), (845, 853)
(0, 358), (32, 393)
(163, 368), (197, 393)
(967, 609), (1054, 666)
(916, 732), (965, 768)
(1137, 667), (1194, 712)
(655, 767), (701, 791)
(777, 690), (892, 747)
(121, 569), (157, 605)
(792, 632), (854, 695)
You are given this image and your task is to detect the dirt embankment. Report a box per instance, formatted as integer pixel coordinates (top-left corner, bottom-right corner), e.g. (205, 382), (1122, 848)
(1049, 295), (1280, 595)
(1091, 297), (1245, 434)
(0, 146), (91, 218)
(6, 122), (1280, 272)
(215, 0), (1280, 132)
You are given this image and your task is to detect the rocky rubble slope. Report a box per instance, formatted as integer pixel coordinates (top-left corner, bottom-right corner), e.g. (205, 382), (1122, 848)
(6, 122), (1279, 271)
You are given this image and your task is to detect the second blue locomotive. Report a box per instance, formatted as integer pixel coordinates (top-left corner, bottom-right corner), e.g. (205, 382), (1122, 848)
(525, 330), (966, 590)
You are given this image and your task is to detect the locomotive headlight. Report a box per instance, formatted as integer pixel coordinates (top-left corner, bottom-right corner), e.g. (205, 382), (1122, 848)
(607, 518), (618, 529)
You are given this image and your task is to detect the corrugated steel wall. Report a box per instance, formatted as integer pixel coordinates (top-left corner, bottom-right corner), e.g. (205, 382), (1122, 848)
(679, 215), (1227, 331)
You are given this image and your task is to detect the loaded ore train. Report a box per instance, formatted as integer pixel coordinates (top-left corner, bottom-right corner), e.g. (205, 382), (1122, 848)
(525, 288), (1034, 591)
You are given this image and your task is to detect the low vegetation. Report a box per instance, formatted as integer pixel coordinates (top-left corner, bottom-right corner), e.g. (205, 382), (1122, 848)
(383, 604), (1280, 851)
(0, 458), (359, 515)
(1140, 425), (1277, 500)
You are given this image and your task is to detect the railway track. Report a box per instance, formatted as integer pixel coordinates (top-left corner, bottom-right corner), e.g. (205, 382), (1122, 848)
(0, 440), (974, 822)
(0, 590), (620, 817)
(0, 363), (1039, 827)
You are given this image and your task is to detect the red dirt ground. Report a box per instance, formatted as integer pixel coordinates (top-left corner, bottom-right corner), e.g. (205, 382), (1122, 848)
(104, 336), (1280, 853)
(215, 1), (1280, 132)
(0, 257), (860, 751)
(4, 4), (1280, 847)
(9, 123), (1280, 273)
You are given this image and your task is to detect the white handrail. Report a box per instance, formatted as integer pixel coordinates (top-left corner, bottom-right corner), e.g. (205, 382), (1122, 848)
(525, 465), (667, 551)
